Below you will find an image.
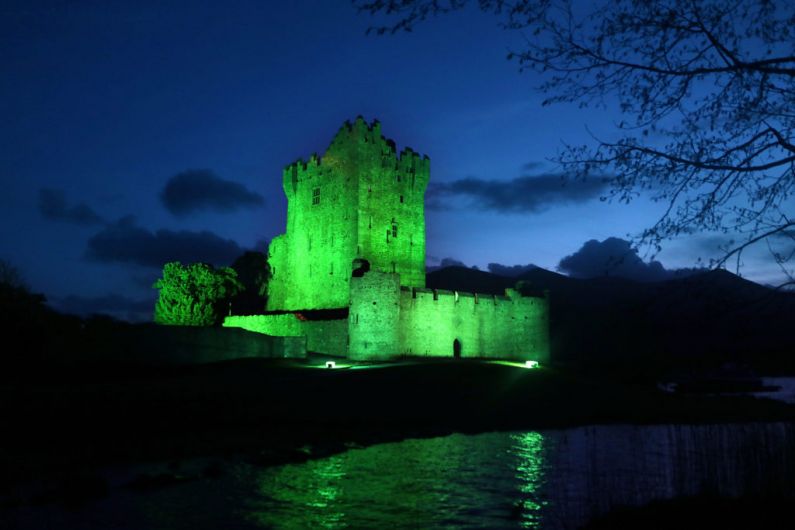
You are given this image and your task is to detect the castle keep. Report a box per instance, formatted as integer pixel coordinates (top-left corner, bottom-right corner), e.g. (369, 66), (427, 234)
(224, 118), (549, 362)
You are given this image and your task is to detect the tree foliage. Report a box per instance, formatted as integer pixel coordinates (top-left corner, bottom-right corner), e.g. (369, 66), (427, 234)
(356, 0), (795, 285)
(231, 251), (270, 298)
(230, 250), (270, 315)
(153, 262), (242, 326)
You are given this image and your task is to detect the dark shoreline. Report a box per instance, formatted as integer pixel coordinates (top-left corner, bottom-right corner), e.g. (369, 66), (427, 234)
(2, 358), (794, 507)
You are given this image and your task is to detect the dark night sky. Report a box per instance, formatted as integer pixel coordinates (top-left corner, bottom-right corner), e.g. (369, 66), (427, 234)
(1, 1), (784, 320)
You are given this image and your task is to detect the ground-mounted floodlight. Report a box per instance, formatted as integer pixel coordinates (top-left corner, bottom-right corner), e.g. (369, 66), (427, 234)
(325, 361), (336, 369)
(525, 360), (539, 369)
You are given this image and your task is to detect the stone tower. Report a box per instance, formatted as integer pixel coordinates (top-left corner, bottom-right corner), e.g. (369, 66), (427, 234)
(267, 117), (430, 311)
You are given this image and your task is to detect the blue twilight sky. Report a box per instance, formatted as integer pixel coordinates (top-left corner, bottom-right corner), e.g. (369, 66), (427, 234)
(0, 1), (783, 319)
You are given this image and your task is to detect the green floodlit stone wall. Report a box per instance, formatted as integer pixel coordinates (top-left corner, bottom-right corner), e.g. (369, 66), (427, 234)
(348, 271), (401, 360)
(267, 117), (429, 311)
(224, 314), (348, 356)
(348, 271), (550, 362)
(224, 314), (303, 336)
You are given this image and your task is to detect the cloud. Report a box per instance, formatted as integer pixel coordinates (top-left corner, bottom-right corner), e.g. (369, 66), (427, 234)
(86, 216), (244, 268)
(51, 293), (154, 322)
(440, 257), (466, 268)
(38, 189), (105, 225)
(426, 257), (467, 272)
(558, 237), (700, 282)
(522, 161), (545, 171)
(487, 263), (538, 277)
(161, 169), (264, 216)
(426, 173), (609, 213)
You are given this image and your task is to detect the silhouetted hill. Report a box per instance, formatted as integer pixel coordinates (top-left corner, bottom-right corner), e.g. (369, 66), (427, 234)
(426, 266), (516, 295)
(427, 266), (795, 374)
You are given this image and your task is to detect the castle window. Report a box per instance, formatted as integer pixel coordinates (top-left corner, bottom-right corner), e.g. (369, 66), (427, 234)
(391, 222), (398, 238)
(400, 195), (404, 203)
(396, 174), (401, 182)
(312, 187), (320, 205)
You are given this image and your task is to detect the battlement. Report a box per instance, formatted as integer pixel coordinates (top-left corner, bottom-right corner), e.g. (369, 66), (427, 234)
(401, 286), (543, 304)
(329, 116), (430, 163)
(280, 117), (429, 200)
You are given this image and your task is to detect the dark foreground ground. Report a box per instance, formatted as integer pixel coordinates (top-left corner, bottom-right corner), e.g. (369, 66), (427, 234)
(2, 357), (794, 498)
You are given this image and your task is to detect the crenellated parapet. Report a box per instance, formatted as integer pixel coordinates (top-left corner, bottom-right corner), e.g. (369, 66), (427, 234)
(281, 117), (429, 196)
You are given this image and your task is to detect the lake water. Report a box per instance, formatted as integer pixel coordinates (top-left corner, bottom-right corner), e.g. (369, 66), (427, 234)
(4, 422), (795, 529)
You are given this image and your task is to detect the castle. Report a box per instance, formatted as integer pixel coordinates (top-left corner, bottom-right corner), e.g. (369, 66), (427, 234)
(224, 117), (549, 362)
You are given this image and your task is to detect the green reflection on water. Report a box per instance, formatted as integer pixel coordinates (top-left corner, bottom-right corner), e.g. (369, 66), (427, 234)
(512, 432), (548, 528)
(247, 432), (549, 528)
(248, 455), (347, 529)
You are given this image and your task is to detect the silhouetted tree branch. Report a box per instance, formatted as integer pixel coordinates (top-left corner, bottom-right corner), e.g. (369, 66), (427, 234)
(356, 0), (795, 286)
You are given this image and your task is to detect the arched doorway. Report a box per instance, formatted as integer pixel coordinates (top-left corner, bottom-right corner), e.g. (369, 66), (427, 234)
(453, 338), (462, 359)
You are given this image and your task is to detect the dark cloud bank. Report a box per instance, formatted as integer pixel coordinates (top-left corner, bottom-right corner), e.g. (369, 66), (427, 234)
(558, 237), (700, 282)
(427, 173), (609, 212)
(86, 216), (244, 268)
(161, 169), (264, 216)
(426, 257), (468, 272)
(426, 259), (539, 275)
(38, 189), (105, 225)
(427, 240), (698, 283)
(487, 263), (538, 277)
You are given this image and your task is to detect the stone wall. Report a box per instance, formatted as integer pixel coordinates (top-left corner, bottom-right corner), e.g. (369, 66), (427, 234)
(347, 271), (549, 361)
(224, 314), (348, 357)
(348, 271), (401, 360)
(399, 287), (549, 361)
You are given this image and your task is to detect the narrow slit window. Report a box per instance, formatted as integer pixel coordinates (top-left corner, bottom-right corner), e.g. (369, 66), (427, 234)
(312, 187), (320, 205)
(400, 195), (404, 203)
(391, 222), (398, 238)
